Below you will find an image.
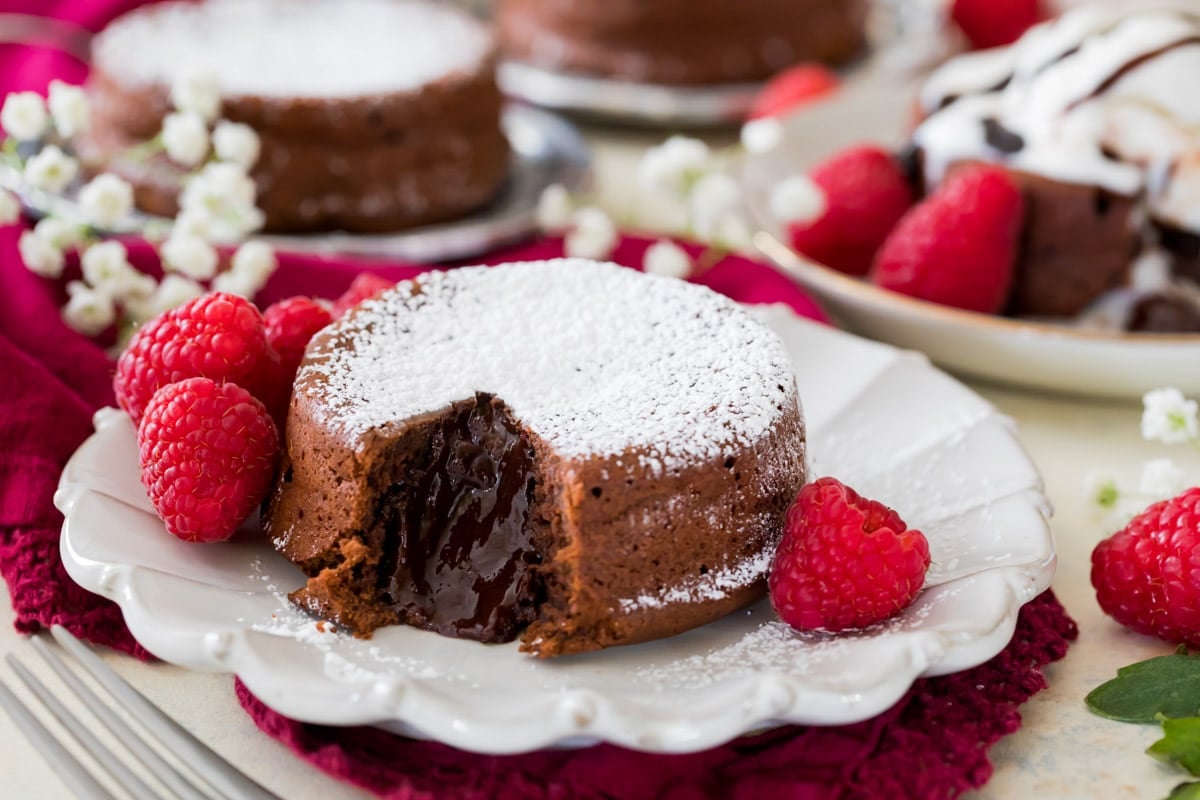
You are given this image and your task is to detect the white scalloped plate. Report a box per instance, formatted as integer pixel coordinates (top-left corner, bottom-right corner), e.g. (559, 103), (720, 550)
(54, 308), (1055, 755)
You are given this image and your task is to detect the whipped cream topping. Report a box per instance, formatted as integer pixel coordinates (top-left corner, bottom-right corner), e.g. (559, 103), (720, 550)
(915, 5), (1200, 232)
(93, 0), (492, 99)
(300, 260), (799, 473)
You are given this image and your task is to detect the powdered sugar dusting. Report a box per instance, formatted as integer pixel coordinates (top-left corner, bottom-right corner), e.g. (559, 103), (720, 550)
(302, 260), (797, 470)
(619, 542), (774, 612)
(94, 0), (492, 98)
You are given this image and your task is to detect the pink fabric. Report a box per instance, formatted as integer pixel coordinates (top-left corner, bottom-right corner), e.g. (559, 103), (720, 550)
(0, 9), (1077, 797)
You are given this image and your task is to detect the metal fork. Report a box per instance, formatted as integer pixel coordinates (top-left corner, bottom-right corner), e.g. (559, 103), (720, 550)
(0, 625), (281, 800)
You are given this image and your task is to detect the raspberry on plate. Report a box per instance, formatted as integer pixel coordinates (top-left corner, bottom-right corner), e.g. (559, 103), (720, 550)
(787, 146), (914, 277)
(1092, 487), (1200, 647)
(871, 164), (1024, 314)
(769, 477), (930, 632)
(952, 0), (1045, 51)
(263, 296), (334, 384)
(333, 273), (397, 318)
(138, 377), (279, 543)
(114, 292), (277, 424)
(748, 63), (840, 120)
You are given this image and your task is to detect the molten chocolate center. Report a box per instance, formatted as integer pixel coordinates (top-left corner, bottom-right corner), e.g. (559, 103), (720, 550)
(376, 394), (542, 642)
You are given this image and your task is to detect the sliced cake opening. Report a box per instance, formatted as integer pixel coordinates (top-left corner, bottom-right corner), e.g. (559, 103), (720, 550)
(368, 392), (549, 643)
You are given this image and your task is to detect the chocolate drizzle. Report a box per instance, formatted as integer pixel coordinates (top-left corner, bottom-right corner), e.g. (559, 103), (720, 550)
(982, 118), (1025, 154)
(375, 394), (543, 642)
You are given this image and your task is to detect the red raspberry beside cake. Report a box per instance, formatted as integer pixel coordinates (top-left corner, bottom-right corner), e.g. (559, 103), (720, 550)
(264, 260), (807, 658)
(496, 0), (868, 86)
(82, 0), (509, 233)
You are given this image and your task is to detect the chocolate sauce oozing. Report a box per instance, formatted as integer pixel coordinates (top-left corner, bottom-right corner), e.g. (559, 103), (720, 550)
(376, 394), (542, 642)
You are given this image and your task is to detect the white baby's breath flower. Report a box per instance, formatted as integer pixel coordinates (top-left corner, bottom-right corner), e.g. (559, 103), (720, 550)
(212, 121), (260, 169)
(47, 80), (89, 139)
(639, 136), (712, 195)
(564, 206), (617, 261)
(211, 269), (260, 298)
(689, 172), (743, 235)
(643, 239), (691, 280)
(80, 241), (153, 302)
(1083, 469), (1122, 511)
(1142, 387), (1199, 444)
(33, 216), (84, 250)
(18, 229), (64, 278)
(127, 274), (205, 323)
(1, 91), (48, 141)
(179, 162), (262, 239)
(162, 112), (210, 168)
(161, 234), (219, 280)
(62, 281), (116, 335)
(0, 188), (20, 225)
(172, 208), (214, 240)
(711, 214), (753, 252)
(1139, 458), (1188, 501)
(230, 240), (276, 280)
(24, 145), (78, 192)
(536, 184), (573, 232)
(78, 173), (133, 227)
(768, 175), (827, 225)
(740, 117), (784, 154)
(170, 67), (221, 122)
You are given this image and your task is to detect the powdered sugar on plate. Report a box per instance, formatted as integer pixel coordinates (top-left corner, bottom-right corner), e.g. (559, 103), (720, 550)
(302, 260), (799, 471)
(93, 0), (493, 99)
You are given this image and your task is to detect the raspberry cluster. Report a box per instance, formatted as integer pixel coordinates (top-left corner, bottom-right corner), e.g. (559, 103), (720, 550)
(114, 278), (385, 542)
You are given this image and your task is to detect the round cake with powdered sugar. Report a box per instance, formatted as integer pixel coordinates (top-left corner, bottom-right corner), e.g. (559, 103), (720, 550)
(496, 0), (867, 86)
(912, 5), (1200, 329)
(83, 0), (508, 233)
(265, 259), (807, 658)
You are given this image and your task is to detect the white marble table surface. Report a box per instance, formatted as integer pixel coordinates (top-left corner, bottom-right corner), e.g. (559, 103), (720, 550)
(3, 129), (1197, 799)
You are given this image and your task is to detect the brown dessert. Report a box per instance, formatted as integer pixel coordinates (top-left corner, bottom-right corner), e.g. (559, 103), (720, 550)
(496, 0), (868, 86)
(81, 0), (509, 234)
(265, 260), (807, 657)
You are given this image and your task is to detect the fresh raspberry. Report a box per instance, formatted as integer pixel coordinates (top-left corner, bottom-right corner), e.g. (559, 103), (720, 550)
(137, 377), (279, 543)
(749, 63), (840, 120)
(787, 146), (914, 276)
(1092, 488), (1200, 647)
(333, 273), (396, 318)
(952, 0), (1045, 50)
(769, 477), (931, 632)
(871, 164), (1024, 314)
(114, 293), (276, 424)
(263, 296), (333, 384)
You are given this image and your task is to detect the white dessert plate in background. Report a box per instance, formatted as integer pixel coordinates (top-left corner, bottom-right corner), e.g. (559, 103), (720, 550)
(55, 308), (1055, 755)
(743, 78), (1200, 400)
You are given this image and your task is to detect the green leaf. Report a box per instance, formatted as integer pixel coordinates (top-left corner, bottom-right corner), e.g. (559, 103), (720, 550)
(1086, 653), (1200, 723)
(1151, 718), (1200, 776)
(1165, 781), (1200, 800)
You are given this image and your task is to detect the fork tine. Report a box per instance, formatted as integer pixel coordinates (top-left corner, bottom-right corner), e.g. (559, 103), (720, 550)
(0, 674), (117, 800)
(50, 626), (283, 800)
(30, 634), (211, 800)
(6, 654), (161, 800)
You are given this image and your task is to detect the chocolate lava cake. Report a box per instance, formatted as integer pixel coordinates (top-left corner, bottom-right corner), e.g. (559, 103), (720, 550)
(82, 0), (508, 233)
(910, 6), (1200, 329)
(264, 260), (807, 658)
(496, 0), (868, 85)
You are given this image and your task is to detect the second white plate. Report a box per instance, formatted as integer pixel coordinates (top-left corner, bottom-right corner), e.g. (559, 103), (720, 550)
(55, 308), (1055, 755)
